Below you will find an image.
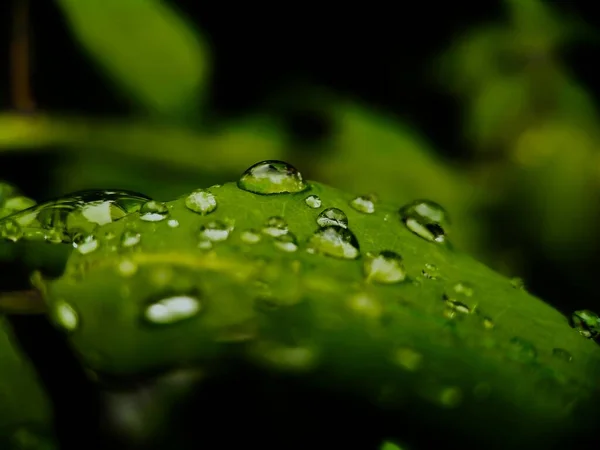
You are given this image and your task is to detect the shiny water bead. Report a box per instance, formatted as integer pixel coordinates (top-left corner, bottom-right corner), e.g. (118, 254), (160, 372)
(262, 216), (288, 237)
(185, 189), (217, 215)
(52, 300), (79, 332)
(72, 233), (99, 255)
(198, 220), (230, 242)
(363, 251), (406, 284)
(399, 200), (449, 243)
(139, 200), (169, 222)
(307, 226), (360, 259)
(305, 195), (322, 209)
(143, 295), (202, 325)
(121, 230), (141, 248)
(241, 229), (262, 244)
(273, 233), (298, 252)
(316, 208), (348, 229)
(349, 194), (376, 214)
(238, 160), (308, 195)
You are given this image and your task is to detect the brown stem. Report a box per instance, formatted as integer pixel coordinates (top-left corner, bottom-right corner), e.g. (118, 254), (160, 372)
(10, 0), (35, 112)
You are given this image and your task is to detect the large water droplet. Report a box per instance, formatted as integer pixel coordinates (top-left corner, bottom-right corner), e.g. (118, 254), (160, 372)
(72, 233), (99, 255)
(350, 194), (376, 214)
(198, 220), (230, 242)
(52, 300), (79, 332)
(143, 295), (201, 325)
(139, 200), (169, 222)
(307, 226), (360, 259)
(274, 232), (298, 252)
(185, 189), (217, 215)
(399, 200), (449, 243)
(570, 309), (600, 339)
(262, 216), (288, 237)
(364, 251), (406, 284)
(305, 194), (322, 208)
(0, 218), (23, 242)
(121, 230), (141, 248)
(238, 160), (307, 195)
(241, 229), (262, 244)
(316, 208), (348, 229)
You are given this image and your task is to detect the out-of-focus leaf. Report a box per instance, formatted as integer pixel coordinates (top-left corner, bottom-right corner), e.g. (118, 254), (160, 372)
(56, 0), (210, 116)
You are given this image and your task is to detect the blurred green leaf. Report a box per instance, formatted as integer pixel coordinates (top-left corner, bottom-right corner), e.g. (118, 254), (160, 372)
(56, 0), (210, 117)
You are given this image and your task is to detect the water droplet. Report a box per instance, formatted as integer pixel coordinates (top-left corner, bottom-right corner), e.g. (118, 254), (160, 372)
(350, 194), (376, 214)
(238, 160), (307, 195)
(481, 316), (495, 329)
(510, 277), (525, 289)
(198, 220), (230, 242)
(241, 229), (262, 244)
(262, 216), (288, 237)
(139, 200), (169, 222)
(422, 263), (439, 279)
(348, 293), (383, 318)
(121, 230), (141, 248)
(363, 251), (406, 284)
(570, 309), (600, 339)
(508, 337), (537, 362)
(453, 281), (474, 297)
(117, 259), (138, 277)
(184, 189), (217, 215)
(52, 300), (79, 332)
(399, 200), (449, 243)
(0, 218), (23, 242)
(443, 298), (471, 318)
(72, 233), (99, 255)
(144, 295), (201, 325)
(552, 348), (573, 362)
(392, 347), (423, 371)
(167, 219), (180, 228)
(197, 239), (213, 250)
(305, 194), (322, 208)
(316, 208), (348, 228)
(274, 233), (298, 252)
(307, 226), (360, 259)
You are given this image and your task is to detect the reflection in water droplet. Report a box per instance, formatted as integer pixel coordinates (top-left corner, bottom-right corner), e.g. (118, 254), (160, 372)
(53, 300), (79, 332)
(392, 347), (423, 371)
(167, 219), (180, 228)
(237, 160), (307, 195)
(364, 251), (406, 284)
(0, 218), (23, 242)
(508, 337), (537, 362)
(316, 208), (348, 228)
(117, 259), (138, 277)
(198, 220), (230, 242)
(552, 348), (573, 362)
(350, 195), (376, 214)
(348, 293), (382, 318)
(422, 263), (439, 280)
(274, 232), (298, 252)
(399, 200), (449, 243)
(185, 189), (217, 215)
(144, 295), (201, 325)
(121, 230), (141, 248)
(139, 201), (169, 222)
(241, 229), (262, 244)
(307, 226), (360, 259)
(262, 216), (288, 237)
(569, 309), (600, 339)
(305, 194), (322, 209)
(72, 233), (99, 255)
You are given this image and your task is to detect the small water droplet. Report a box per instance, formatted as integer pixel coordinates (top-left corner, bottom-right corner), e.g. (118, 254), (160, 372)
(44, 228), (64, 244)
(143, 295), (201, 325)
(348, 293), (383, 318)
(304, 194), (322, 208)
(274, 232), (298, 252)
(422, 263), (439, 280)
(198, 220), (230, 242)
(117, 259), (138, 277)
(399, 200), (449, 243)
(350, 194), (376, 214)
(443, 297), (471, 318)
(52, 300), (79, 332)
(316, 208), (348, 228)
(139, 200), (169, 222)
(508, 336), (537, 362)
(184, 189), (217, 215)
(0, 218), (23, 242)
(121, 230), (141, 248)
(262, 216), (288, 237)
(510, 277), (525, 289)
(569, 309), (600, 339)
(392, 347), (423, 371)
(241, 229), (262, 244)
(238, 160), (308, 195)
(552, 348), (573, 362)
(453, 281), (474, 297)
(364, 250), (406, 284)
(72, 233), (99, 255)
(197, 239), (213, 250)
(481, 316), (495, 329)
(104, 231), (116, 240)
(307, 226), (360, 259)
(167, 219), (180, 228)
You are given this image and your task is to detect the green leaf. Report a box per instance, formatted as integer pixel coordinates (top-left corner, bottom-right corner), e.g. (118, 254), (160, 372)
(56, 0), (210, 117)
(36, 170), (600, 449)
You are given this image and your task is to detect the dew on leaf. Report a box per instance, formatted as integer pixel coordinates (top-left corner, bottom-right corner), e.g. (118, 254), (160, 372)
(552, 348), (573, 362)
(237, 160), (307, 195)
(241, 229), (261, 244)
(72, 233), (99, 255)
(121, 230), (141, 248)
(364, 250), (406, 284)
(0, 218), (23, 242)
(316, 208), (348, 229)
(184, 189), (217, 215)
(52, 300), (79, 332)
(422, 263), (439, 280)
(274, 232), (298, 252)
(443, 298), (471, 319)
(167, 219), (180, 228)
(117, 259), (138, 277)
(399, 199), (449, 243)
(453, 281), (474, 297)
(307, 226), (360, 259)
(197, 239), (213, 250)
(139, 200), (169, 222)
(143, 295), (201, 325)
(304, 194), (322, 209)
(349, 194), (376, 214)
(348, 293), (383, 318)
(198, 220), (230, 242)
(392, 347), (423, 371)
(569, 309), (600, 339)
(481, 316), (495, 330)
(262, 216), (288, 237)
